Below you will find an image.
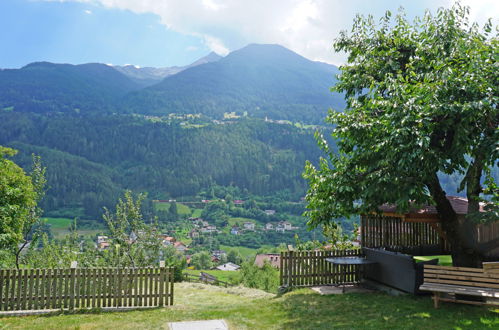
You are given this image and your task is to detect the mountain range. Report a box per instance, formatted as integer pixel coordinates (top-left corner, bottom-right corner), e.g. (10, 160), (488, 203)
(112, 52), (223, 87)
(0, 44), (476, 219)
(0, 44), (343, 122)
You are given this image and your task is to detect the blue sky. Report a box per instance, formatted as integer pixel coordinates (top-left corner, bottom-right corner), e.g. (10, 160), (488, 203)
(0, 0), (496, 68)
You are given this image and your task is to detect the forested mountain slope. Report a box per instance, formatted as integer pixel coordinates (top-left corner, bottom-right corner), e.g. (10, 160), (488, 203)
(0, 112), (329, 217)
(0, 62), (141, 114)
(0, 44), (344, 123)
(123, 44), (344, 122)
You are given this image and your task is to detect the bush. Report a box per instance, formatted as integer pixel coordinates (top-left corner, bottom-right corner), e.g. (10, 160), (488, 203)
(239, 260), (279, 293)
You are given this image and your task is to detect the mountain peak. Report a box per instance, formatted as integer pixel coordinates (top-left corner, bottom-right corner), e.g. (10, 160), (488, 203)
(223, 43), (309, 65)
(188, 51), (223, 67)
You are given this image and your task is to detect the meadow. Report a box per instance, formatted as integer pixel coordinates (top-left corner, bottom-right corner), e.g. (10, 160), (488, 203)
(42, 217), (106, 238)
(1, 282), (497, 329)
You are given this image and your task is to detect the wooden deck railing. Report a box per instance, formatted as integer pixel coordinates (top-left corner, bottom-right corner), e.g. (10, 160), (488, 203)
(0, 264), (174, 312)
(280, 249), (363, 288)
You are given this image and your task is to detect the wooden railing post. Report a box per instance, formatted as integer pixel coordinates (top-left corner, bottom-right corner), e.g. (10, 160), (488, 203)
(69, 261), (77, 311)
(169, 267), (174, 306)
(288, 251), (294, 287)
(159, 261), (165, 307)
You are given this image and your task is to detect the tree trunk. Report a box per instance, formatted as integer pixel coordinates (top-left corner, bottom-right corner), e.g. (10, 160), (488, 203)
(426, 173), (482, 268)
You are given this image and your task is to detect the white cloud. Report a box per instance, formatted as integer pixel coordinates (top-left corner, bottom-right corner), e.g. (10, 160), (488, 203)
(461, 0), (499, 26)
(41, 0), (499, 65)
(84, 9), (92, 14)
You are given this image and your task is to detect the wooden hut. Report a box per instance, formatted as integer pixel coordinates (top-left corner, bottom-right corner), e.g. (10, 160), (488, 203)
(360, 196), (498, 258)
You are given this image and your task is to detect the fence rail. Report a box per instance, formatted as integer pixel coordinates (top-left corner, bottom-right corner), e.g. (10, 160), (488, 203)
(361, 215), (447, 255)
(477, 221), (499, 258)
(280, 249), (363, 288)
(182, 273), (232, 288)
(0, 265), (174, 312)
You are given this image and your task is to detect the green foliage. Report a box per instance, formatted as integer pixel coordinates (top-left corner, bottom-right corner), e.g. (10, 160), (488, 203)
(304, 5), (498, 226)
(103, 191), (161, 268)
(0, 114), (326, 218)
(239, 261), (279, 293)
(0, 146), (37, 251)
(227, 249), (243, 264)
(190, 251), (213, 270)
(294, 223), (357, 251)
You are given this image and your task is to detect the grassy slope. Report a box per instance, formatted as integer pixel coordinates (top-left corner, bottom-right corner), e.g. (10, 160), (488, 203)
(219, 245), (270, 259)
(1, 283), (497, 329)
(191, 209), (203, 218)
(153, 202), (192, 216)
(42, 217), (106, 238)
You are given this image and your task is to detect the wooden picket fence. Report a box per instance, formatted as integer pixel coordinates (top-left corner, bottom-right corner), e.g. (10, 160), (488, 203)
(0, 264), (174, 312)
(360, 215), (447, 255)
(280, 249), (363, 287)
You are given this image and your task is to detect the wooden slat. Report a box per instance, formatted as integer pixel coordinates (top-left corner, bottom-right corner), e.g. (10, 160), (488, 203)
(425, 269), (499, 280)
(424, 277), (499, 289)
(170, 267), (174, 305)
(420, 284), (499, 297)
(424, 264), (483, 273)
(483, 262), (499, 271)
(424, 273), (499, 284)
(0, 269), (4, 311)
(0, 266), (173, 312)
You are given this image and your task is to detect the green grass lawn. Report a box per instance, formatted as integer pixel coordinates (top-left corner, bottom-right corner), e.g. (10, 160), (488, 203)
(228, 217), (255, 227)
(42, 217), (107, 239)
(219, 245), (267, 259)
(153, 202), (192, 215)
(1, 283), (497, 329)
(191, 208), (203, 218)
(42, 217), (73, 229)
(414, 255), (453, 266)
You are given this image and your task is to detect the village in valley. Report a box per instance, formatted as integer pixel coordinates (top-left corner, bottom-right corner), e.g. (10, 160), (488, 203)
(94, 199), (304, 272)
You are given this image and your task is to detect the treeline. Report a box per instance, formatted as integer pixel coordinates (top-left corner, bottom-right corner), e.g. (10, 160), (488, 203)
(0, 112), (329, 219)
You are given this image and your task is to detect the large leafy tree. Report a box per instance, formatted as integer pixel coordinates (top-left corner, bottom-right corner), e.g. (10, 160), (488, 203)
(304, 4), (498, 267)
(0, 146), (37, 252)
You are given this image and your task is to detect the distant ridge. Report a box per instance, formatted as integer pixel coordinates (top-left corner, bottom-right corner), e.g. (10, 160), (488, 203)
(0, 44), (343, 121)
(123, 44), (343, 122)
(113, 52), (223, 87)
(0, 61), (140, 113)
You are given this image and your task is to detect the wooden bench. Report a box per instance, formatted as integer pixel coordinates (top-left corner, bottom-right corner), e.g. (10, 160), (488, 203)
(419, 263), (499, 308)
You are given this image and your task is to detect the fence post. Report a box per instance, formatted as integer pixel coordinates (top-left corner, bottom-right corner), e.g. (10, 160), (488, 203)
(279, 252), (283, 286)
(288, 251), (294, 287)
(69, 261), (77, 311)
(170, 267), (174, 305)
(159, 261), (165, 307)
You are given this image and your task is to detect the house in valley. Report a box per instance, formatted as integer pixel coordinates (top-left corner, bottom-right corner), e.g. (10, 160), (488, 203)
(215, 262), (240, 271)
(265, 223), (274, 230)
(174, 241), (187, 252)
(243, 222), (255, 231)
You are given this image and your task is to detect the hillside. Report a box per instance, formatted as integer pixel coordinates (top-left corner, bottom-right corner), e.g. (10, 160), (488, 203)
(123, 44), (344, 122)
(0, 112), (330, 217)
(0, 62), (141, 114)
(0, 44), (343, 122)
